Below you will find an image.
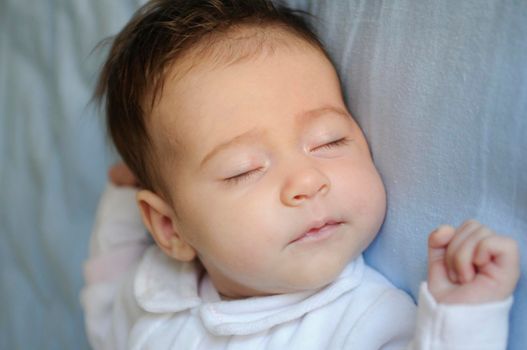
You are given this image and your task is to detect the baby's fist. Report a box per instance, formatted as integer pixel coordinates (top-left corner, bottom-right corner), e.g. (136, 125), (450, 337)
(428, 220), (520, 304)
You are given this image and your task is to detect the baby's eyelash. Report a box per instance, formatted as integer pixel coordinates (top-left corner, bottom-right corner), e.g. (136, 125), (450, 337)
(315, 137), (350, 151)
(224, 168), (263, 185)
(223, 139), (350, 185)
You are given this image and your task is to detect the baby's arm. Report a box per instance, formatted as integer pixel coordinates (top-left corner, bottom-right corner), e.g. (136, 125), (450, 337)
(84, 163), (147, 286)
(81, 164), (149, 350)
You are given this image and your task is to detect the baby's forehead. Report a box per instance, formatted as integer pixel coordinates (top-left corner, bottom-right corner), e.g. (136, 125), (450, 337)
(145, 27), (315, 137)
(162, 25), (322, 88)
(150, 28), (324, 129)
(153, 28), (302, 108)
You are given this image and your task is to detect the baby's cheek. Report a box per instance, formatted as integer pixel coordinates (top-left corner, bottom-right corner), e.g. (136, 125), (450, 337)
(215, 235), (271, 272)
(354, 166), (386, 219)
(216, 249), (276, 291)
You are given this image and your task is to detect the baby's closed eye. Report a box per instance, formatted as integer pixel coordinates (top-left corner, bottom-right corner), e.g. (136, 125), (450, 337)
(224, 167), (264, 185)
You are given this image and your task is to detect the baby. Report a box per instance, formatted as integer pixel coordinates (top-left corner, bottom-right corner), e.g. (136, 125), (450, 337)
(82, 0), (520, 349)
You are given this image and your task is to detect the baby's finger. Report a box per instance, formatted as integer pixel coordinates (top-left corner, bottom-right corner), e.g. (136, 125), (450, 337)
(445, 221), (481, 261)
(428, 225), (456, 258)
(473, 235), (520, 300)
(474, 235), (520, 272)
(448, 226), (494, 283)
(444, 220), (482, 282)
(428, 225), (456, 288)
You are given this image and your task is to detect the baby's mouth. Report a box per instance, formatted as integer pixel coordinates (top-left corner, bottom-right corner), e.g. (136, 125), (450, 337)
(289, 219), (344, 245)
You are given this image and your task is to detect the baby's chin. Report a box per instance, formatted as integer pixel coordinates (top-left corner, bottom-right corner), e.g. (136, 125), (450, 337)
(219, 262), (349, 299)
(271, 257), (353, 295)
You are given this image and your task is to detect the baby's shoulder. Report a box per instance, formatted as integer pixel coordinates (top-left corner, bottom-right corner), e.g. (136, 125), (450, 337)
(360, 264), (416, 309)
(319, 263), (417, 348)
(331, 262), (417, 323)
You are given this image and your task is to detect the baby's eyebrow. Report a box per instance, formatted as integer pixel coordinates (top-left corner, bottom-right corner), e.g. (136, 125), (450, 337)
(295, 105), (350, 125)
(199, 105), (349, 168)
(200, 128), (264, 168)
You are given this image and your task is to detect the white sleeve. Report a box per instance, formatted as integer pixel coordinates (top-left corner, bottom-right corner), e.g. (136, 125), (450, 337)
(344, 283), (512, 350)
(408, 282), (513, 350)
(80, 183), (151, 350)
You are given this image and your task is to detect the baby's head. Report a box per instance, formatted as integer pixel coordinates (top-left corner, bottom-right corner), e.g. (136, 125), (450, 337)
(96, 0), (386, 299)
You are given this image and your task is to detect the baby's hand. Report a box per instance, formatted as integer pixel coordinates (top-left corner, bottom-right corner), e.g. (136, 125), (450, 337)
(428, 220), (520, 304)
(108, 162), (139, 187)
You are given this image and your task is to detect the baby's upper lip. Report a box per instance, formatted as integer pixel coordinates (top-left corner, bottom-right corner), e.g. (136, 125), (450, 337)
(289, 218), (343, 244)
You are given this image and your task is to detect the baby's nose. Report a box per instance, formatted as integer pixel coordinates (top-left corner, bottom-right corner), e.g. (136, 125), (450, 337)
(280, 166), (330, 207)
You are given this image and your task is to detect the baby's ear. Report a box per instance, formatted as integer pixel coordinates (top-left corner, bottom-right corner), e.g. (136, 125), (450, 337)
(136, 190), (196, 262)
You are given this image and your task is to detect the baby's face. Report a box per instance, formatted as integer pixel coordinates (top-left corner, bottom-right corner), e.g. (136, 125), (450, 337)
(150, 42), (386, 298)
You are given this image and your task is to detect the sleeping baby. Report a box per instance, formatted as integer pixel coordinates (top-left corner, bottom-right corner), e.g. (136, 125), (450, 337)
(81, 0), (520, 348)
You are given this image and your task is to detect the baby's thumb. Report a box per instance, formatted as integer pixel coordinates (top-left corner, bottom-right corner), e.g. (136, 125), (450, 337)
(428, 225), (456, 286)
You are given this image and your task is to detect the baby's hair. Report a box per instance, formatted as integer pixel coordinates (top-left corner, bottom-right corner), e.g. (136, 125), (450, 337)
(95, 0), (327, 194)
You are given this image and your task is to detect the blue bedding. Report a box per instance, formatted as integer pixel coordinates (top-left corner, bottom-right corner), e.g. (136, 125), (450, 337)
(1, 0), (525, 349)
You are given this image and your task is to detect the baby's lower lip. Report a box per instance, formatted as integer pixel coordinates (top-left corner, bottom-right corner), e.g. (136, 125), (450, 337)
(291, 222), (342, 244)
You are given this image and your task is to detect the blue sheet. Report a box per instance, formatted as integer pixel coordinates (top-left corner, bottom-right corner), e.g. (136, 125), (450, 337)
(1, 0), (525, 349)
(0, 0), (142, 348)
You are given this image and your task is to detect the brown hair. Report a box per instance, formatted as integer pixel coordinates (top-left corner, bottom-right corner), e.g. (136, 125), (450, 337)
(95, 0), (326, 194)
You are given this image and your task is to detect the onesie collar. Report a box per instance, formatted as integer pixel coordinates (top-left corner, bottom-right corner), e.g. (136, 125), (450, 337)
(134, 246), (365, 336)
